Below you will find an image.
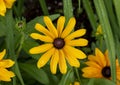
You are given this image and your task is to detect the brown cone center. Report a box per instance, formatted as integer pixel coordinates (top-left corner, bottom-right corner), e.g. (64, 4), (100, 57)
(53, 38), (65, 49)
(102, 66), (111, 78)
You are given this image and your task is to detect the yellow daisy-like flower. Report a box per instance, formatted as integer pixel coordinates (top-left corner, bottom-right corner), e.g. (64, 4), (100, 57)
(0, 0), (16, 16)
(29, 16), (88, 74)
(0, 49), (15, 81)
(82, 48), (120, 81)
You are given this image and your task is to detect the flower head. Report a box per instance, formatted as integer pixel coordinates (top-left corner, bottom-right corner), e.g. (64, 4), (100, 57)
(82, 48), (120, 81)
(96, 25), (103, 35)
(29, 16), (88, 74)
(70, 81), (80, 85)
(0, 0), (16, 16)
(0, 49), (15, 81)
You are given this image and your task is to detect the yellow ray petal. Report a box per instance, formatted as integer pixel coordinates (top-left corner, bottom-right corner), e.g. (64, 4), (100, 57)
(117, 70), (120, 80)
(82, 67), (102, 78)
(104, 50), (110, 66)
(35, 23), (54, 38)
(57, 16), (65, 36)
(95, 48), (106, 67)
(67, 38), (88, 46)
(0, 59), (15, 68)
(29, 44), (53, 54)
(37, 48), (55, 68)
(88, 55), (104, 68)
(0, 49), (6, 60)
(61, 17), (76, 38)
(65, 29), (86, 40)
(85, 61), (101, 69)
(30, 33), (53, 42)
(50, 50), (59, 74)
(74, 82), (80, 85)
(64, 45), (86, 59)
(117, 81), (120, 85)
(0, 68), (15, 81)
(59, 50), (67, 74)
(44, 16), (58, 37)
(0, 0), (6, 16)
(4, 0), (16, 8)
(63, 48), (80, 67)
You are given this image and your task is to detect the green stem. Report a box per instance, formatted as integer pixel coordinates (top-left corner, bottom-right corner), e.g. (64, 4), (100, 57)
(16, 32), (25, 56)
(75, 68), (81, 84)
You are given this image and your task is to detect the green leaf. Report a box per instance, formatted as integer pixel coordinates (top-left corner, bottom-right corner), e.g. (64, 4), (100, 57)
(93, 0), (116, 82)
(113, 0), (120, 27)
(58, 68), (74, 85)
(82, 0), (97, 31)
(22, 37), (41, 60)
(63, 0), (73, 23)
(0, 21), (5, 37)
(87, 78), (115, 85)
(19, 63), (49, 84)
(38, 0), (49, 15)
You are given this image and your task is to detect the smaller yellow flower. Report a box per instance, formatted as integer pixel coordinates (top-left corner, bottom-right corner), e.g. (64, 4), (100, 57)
(96, 25), (103, 35)
(70, 81), (80, 85)
(0, 0), (16, 16)
(0, 49), (15, 81)
(82, 48), (120, 85)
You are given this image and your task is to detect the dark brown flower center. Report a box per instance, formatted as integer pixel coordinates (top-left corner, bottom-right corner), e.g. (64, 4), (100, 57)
(53, 38), (65, 49)
(102, 66), (111, 78)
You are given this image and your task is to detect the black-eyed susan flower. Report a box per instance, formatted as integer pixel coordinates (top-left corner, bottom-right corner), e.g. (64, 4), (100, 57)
(29, 16), (88, 74)
(82, 48), (120, 81)
(0, 49), (15, 81)
(0, 0), (16, 16)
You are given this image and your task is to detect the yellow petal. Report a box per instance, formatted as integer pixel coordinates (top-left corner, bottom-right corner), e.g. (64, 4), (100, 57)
(64, 45), (86, 59)
(95, 48), (106, 67)
(0, 0), (6, 16)
(0, 59), (15, 68)
(67, 38), (88, 46)
(117, 81), (120, 85)
(74, 82), (80, 85)
(0, 68), (15, 81)
(44, 16), (58, 37)
(30, 33), (53, 42)
(0, 49), (6, 60)
(85, 61), (101, 69)
(57, 16), (65, 36)
(35, 23), (54, 38)
(104, 50), (110, 66)
(61, 17), (76, 38)
(37, 48), (55, 68)
(63, 48), (80, 67)
(117, 69), (120, 80)
(65, 29), (86, 40)
(50, 50), (59, 74)
(59, 50), (67, 74)
(4, 0), (16, 8)
(82, 67), (102, 78)
(29, 44), (53, 54)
